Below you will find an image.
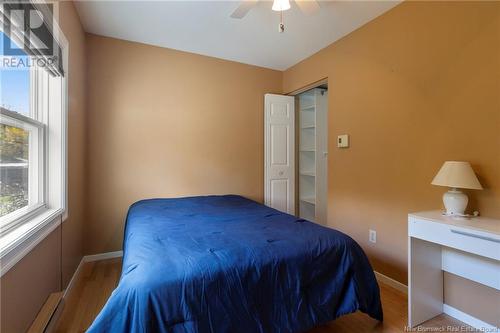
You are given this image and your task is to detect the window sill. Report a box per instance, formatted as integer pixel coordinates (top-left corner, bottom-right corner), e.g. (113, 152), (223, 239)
(0, 208), (63, 277)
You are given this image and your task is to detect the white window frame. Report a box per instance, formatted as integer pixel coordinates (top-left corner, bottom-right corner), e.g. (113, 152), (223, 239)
(0, 108), (46, 230)
(0, 24), (68, 277)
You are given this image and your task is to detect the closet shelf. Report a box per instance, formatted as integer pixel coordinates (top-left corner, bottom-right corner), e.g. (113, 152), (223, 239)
(301, 125), (315, 129)
(300, 149), (316, 152)
(300, 105), (315, 111)
(300, 171), (316, 177)
(300, 197), (316, 205)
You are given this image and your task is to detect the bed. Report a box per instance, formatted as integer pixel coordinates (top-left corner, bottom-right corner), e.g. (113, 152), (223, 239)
(87, 195), (382, 333)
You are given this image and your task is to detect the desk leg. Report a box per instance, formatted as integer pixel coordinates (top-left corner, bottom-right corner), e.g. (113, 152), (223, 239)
(408, 237), (443, 327)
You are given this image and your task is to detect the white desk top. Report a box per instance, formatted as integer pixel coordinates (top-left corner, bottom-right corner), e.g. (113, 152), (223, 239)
(409, 210), (500, 236)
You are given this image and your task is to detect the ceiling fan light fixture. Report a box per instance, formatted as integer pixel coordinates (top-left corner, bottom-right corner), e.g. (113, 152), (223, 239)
(272, 0), (291, 12)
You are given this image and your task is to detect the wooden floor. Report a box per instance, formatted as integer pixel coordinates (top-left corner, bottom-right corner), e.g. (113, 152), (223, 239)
(55, 258), (468, 333)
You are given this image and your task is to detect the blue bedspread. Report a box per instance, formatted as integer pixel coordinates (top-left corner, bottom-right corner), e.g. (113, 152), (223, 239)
(87, 195), (382, 333)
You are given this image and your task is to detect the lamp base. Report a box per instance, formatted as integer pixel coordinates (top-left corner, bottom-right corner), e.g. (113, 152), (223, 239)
(443, 188), (468, 216)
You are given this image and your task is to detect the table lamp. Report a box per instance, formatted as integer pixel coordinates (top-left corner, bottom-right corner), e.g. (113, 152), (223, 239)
(431, 161), (483, 216)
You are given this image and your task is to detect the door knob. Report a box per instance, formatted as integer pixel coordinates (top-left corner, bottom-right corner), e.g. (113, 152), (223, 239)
(279, 171), (284, 176)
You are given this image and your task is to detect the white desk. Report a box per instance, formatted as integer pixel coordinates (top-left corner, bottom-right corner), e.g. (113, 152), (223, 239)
(408, 211), (500, 329)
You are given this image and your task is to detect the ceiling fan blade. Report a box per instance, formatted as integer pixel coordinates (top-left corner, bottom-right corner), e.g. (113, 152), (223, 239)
(230, 0), (259, 19)
(295, 0), (320, 15)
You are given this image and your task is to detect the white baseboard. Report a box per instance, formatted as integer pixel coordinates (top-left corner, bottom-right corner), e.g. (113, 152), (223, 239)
(60, 251), (122, 302)
(63, 251), (123, 297)
(62, 257), (85, 299)
(45, 257), (86, 333)
(443, 304), (498, 331)
(83, 250), (123, 262)
(374, 271), (408, 294)
(60, 251), (123, 303)
(45, 251), (123, 333)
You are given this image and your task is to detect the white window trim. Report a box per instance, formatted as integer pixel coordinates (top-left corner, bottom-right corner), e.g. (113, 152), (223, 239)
(0, 109), (46, 232)
(0, 21), (68, 277)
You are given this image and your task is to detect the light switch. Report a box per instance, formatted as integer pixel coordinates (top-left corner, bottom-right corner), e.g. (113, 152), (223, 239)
(337, 134), (349, 148)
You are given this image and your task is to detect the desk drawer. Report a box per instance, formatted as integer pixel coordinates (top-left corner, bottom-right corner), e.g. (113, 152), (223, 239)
(409, 217), (500, 261)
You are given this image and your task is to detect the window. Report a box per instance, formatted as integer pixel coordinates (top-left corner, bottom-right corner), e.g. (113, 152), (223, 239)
(1, 32), (51, 231)
(0, 1), (68, 273)
(0, 110), (45, 223)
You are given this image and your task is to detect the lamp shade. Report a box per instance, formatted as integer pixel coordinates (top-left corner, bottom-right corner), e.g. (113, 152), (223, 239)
(431, 161), (483, 190)
(272, 0), (291, 11)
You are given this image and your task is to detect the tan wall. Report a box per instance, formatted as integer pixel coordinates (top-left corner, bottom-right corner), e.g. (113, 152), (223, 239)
(283, 1), (500, 284)
(0, 228), (61, 333)
(0, 2), (87, 332)
(85, 35), (282, 254)
(444, 273), (500, 327)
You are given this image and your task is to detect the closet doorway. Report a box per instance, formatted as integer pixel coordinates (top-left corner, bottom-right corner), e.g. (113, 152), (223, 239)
(296, 85), (328, 225)
(264, 82), (328, 225)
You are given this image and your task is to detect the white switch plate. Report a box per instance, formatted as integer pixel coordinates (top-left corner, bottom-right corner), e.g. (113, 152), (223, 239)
(369, 229), (377, 243)
(337, 134), (349, 148)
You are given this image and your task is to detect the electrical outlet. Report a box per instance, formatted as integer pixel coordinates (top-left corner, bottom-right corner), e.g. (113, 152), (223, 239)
(369, 229), (377, 243)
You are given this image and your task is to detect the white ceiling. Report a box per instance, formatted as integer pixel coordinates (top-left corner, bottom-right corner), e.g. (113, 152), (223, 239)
(75, 1), (400, 71)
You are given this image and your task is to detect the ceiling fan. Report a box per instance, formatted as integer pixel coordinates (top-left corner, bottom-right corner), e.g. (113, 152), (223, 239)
(230, 0), (320, 33)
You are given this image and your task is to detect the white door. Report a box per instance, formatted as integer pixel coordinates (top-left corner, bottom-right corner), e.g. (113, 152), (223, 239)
(264, 94), (295, 214)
